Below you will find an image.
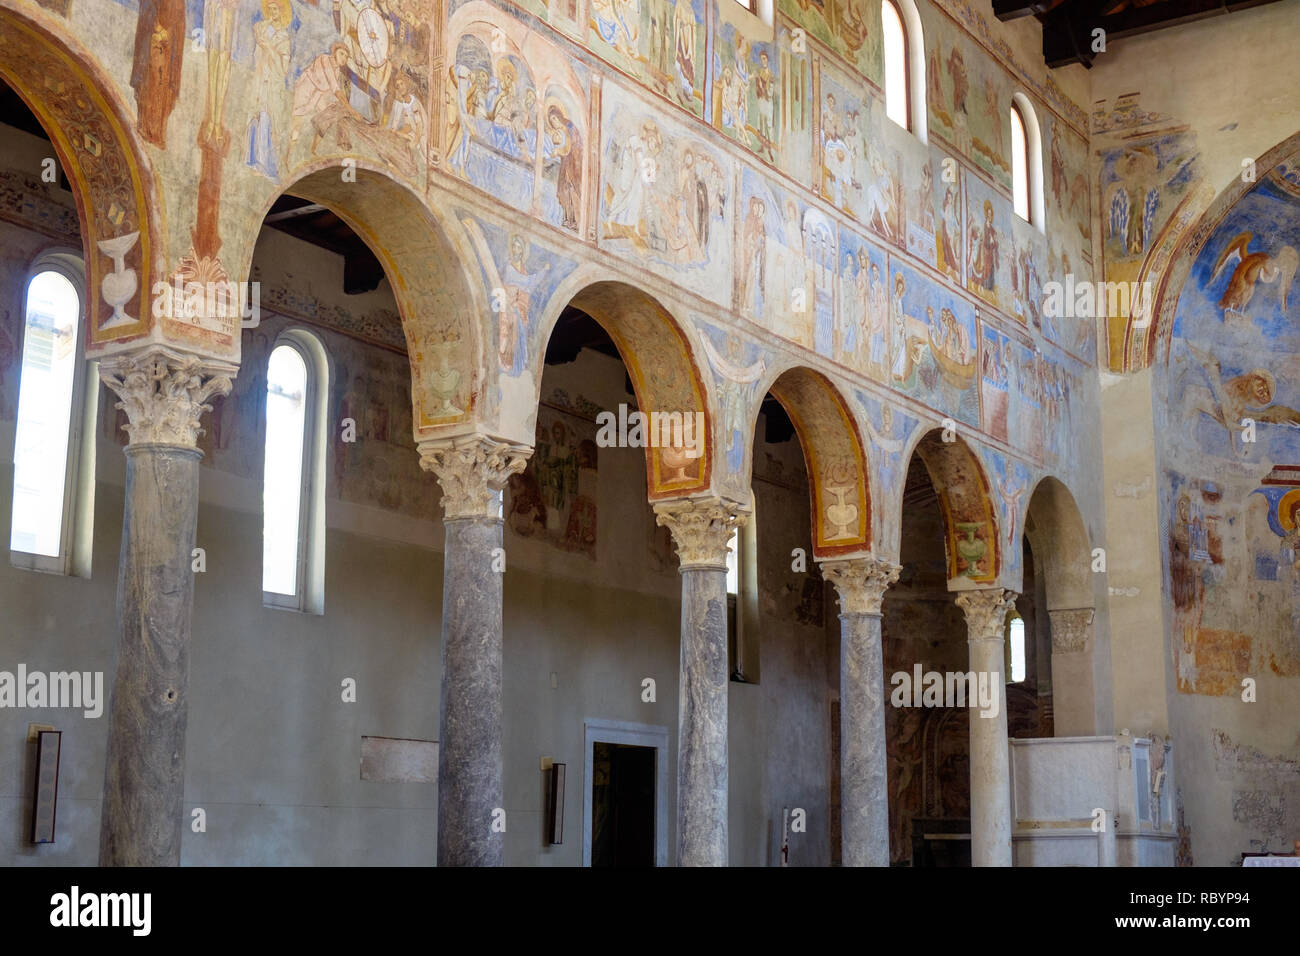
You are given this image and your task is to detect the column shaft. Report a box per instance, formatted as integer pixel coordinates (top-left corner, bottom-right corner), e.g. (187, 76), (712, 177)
(100, 446), (201, 866)
(676, 565), (729, 866)
(437, 516), (504, 866)
(97, 347), (233, 866)
(957, 588), (1017, 867)
(420, 435), (529, 867)
(822, 557), (899, 867)
(654, 496), (745, 867)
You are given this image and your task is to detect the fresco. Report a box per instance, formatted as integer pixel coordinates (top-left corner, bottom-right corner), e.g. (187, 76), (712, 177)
(459, 211), (579, 428)
(599, 81), (732, 304)
(854, 390), (919, 550)
(506, 389), (600, 559)
(1160, 167), (1300, 694)
(694, 317), (768, 497)
(982, 448), (1031, 581)
(1008, 212), (1045, 331)
(588, 0), (706, 118)
(925, 16), (1009, 191)
(776, 0), (881, 83)
(446, 14), (591, 232)
(817, 63), (902, 247)
(736, 167), (837, 356)
(887, 258), (979, 427)
(905, 147), (963, 282)
(837, 227), (888, 374)
(962, 167), (1011, 315)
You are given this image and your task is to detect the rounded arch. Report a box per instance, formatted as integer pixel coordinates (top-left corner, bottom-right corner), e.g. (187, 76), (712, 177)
(237, 162), (486, 434)
(906, 428), (1001, 586)
(1146, 130), (1300, 369)
(0, 2), (162, 350)
(749, 365), (872, 557)
(1010, 91), (1045, 232)
(1022, 475), (1092, 610)
(535, 278), (715, 500)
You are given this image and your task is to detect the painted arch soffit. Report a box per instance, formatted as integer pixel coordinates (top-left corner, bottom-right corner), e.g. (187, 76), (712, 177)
(0, 2), (161, 352)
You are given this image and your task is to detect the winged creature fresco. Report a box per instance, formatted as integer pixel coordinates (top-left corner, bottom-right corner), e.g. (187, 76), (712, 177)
(1208, 231), (1298, 322)
(1183, 342), (1300, 456)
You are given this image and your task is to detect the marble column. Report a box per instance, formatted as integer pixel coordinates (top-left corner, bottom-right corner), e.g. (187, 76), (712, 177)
(419, 434), (530, 867)
(97, 346), (235, 866)
(820, 556), (901, 867)
(955, 587), (1018, 867)
(653, 496), (746, 867)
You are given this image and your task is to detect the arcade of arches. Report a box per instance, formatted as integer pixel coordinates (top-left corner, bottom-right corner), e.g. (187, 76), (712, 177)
(0, 0), (1296, 867)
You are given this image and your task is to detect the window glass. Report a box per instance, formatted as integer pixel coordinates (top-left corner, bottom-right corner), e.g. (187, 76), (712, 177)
(263, 344), (308, 596)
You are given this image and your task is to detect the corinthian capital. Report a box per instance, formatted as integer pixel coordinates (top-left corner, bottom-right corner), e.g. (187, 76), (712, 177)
(819, 557), (901, 615)
(652, 496), (747, 570)
(418, 434), (531, 520)
(1049, 608), (1095, 653)
(99, 346), (236, 447)
(955, 588), (1018, 643)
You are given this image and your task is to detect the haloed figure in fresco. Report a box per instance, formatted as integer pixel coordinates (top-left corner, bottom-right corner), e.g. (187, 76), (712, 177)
(545, 103), (583, 232)
(247, 0), (293, 182)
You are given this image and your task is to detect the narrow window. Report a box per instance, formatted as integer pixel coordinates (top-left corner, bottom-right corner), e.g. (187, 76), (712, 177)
(1008, 614), (1026, 683)
(263, 344), (308, 600)
(1011, 102), (1031, 223)
(10, 264), (93, 573)
(882, 1), (910, 130)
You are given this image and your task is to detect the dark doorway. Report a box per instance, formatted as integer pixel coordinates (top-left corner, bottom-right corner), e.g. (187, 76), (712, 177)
(591, 742), (656, 867)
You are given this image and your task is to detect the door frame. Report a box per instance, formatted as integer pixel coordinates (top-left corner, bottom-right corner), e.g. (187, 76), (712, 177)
(582, 718), (670, 867)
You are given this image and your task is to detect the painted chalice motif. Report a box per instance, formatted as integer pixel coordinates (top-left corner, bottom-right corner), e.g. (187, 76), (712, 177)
(955, 521), (987, 577)
(659, 440), (695, 483)
(97, 231), (140, 329)
(824, 484), (858, 539)
(428, 340), (464, 418)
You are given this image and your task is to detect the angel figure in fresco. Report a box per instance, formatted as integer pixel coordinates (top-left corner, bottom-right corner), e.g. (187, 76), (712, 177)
(1183, 342), (1300, 456)
(996, 472), (1025, 546)
(1208, 231), (1298, 321)
(499, 236), (552, 375)
(700, 332), (766, 475)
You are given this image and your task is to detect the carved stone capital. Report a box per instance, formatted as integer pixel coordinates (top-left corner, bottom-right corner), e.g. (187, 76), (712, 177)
(418, 434), (531, 520)
(652, 496), (747, 570)
(819, 557), (901, 615)
(956, 588), (1018, 643)
(99, 346), (236, 448)
(1049, 607), (1095, 654)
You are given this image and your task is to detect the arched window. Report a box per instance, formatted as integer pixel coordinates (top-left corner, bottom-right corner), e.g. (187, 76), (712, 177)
(262, 331), (328, 612)
(881, 0), (926, 140)
(1010, 94), (1044, 229)
(1008, 614), (1026, 683)
(10, 257), (96, 575)
(1011, 104), (1030, 221)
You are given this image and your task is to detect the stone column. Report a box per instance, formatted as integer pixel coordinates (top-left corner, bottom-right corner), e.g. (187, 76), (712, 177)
(97, 346), (235, 866)
(820, 556), (900, 867)
(653, 496), (746, 867)
(419, 434), (530, 867)
(955, 587), (1018, 867)
(1048, 608), (1096, 737)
